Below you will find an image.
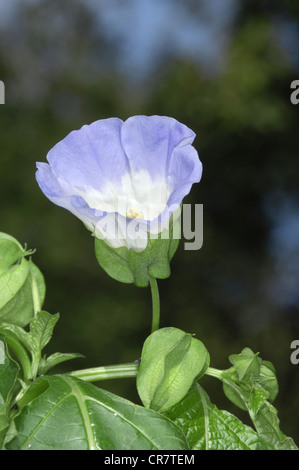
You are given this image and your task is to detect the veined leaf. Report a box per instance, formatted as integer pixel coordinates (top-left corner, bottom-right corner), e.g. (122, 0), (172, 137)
(0, 311), (59, 357)
(165, 384), (269, 450)
(7, 375), (188, 450)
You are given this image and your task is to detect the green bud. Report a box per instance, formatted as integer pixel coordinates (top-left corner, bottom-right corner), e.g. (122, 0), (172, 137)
(0, 233), (45, 326)
(137, 327), (210, 412)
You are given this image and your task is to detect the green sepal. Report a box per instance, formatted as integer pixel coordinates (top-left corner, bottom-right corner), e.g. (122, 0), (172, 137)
(94, 213), (180, 287)
(137, 327), (210, 412)
(0, 233), (28, 269)
(222, 348), (279, 410)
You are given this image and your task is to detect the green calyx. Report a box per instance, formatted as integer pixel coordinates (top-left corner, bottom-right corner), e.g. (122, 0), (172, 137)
(94, 214), (180, 287)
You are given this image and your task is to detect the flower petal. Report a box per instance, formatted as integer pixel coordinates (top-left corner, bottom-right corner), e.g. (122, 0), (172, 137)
(120, 115), (196, 183)
(46, 118), (129, 193)
(36, 162), (101, 231)
(36, 115), (202, 251)
(167, 144), (203, 208)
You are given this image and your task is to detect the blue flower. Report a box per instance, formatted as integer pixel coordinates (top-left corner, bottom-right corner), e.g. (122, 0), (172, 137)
(36, 115), (202, 250)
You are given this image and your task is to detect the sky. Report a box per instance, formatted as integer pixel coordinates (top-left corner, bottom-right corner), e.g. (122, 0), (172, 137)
(0, 0), (238, 79)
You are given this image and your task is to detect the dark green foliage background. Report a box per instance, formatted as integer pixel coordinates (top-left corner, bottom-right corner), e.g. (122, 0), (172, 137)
(0, 0), (298, 442)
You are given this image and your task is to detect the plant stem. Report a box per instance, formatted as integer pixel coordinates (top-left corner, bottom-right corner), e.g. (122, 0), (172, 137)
(149, 276), (160, 334)
(205, 367), (225, 380)
(69, 362), (139, 382)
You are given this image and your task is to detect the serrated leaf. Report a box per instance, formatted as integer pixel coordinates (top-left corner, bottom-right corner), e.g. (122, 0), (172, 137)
(137, 327), (209, 412)
(7, 375), (188, 450)
(250, 400), (298, 450)
(249, 384), (269, 416)
(221, 367), (298, 450)
(165, 384), (269, 450)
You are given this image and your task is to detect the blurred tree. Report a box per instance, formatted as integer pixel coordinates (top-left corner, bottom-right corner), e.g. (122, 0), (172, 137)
(145, 12), (299, 438)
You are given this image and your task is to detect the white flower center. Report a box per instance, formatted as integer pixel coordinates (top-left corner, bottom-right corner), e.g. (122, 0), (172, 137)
(78, 170), (172, 221)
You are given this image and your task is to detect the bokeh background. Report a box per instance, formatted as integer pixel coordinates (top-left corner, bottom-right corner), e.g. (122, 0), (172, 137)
(1, 0), (299, 442)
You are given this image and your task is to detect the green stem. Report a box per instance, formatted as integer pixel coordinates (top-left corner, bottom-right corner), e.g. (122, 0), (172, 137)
(69, 362), (139, 382)
(31, 351), (41, 380)
(205, 367), (226, 380)
(149, 276), (160, 334)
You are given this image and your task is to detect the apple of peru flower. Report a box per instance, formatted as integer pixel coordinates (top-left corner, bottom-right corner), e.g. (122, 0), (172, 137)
(36, 115), (202, 286)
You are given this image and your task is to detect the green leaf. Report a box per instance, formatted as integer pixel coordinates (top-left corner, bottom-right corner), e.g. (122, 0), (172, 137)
(0, 335), (19, 448)
(0, 323), (32, 353)
(0, 311), (60, 380)
(137, 327), (209, 412)
(38, 352), (84, 375)
(249, 400), (298, 450)
(222, 375), (298, 449)
(0, 336), (19, 406)
(223, 377), (250, 411)
(220, 348), (298, 450)
(28, 311), (59, 353)
(7, 375), (188, 450)
(248, 384), (269, 416)
(0, 311), (59, 355)
(94, 212), (181, 287)
(257, 362), (278, 403)
(165, 384), (269, 450)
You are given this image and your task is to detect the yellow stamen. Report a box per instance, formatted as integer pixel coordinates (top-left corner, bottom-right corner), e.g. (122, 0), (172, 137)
(126, 207), (144, 219)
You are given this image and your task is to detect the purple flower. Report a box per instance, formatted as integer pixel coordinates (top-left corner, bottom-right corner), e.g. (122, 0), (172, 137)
(36, 115), (202, 250)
